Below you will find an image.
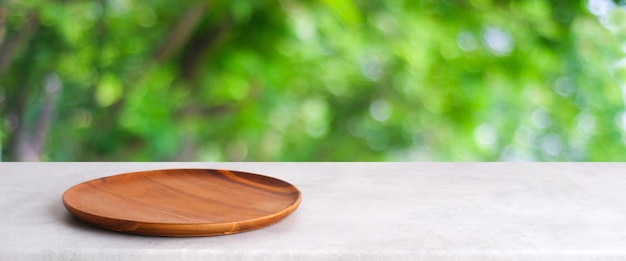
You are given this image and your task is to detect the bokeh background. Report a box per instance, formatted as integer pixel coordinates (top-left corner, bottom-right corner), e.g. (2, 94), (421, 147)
(1, 0), (626, 161)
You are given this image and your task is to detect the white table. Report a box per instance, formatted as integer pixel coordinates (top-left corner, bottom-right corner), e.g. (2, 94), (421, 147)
(1, 163), (626, 260)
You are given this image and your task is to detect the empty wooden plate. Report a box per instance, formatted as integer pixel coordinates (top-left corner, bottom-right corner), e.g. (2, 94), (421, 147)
(62, 169), (302, 237)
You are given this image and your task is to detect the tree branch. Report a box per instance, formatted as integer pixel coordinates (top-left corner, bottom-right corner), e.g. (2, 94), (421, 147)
(0, 7), (6, 50)
(154, 2), (208, 61)
(35, 73), (62, 149)
(175, 103), (232, 118)
(180, 16), (232, 81)
(0, 10), (38, 75)
(15, 73), (62, 161)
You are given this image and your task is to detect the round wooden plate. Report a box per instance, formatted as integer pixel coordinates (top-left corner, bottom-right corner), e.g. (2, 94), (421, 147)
(62, 169), (301, 237)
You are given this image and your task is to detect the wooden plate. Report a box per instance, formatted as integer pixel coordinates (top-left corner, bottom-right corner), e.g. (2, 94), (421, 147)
(62, 169), (301, 237)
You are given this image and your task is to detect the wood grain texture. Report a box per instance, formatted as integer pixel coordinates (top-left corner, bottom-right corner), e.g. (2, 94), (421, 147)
(62, 169), (301, 237)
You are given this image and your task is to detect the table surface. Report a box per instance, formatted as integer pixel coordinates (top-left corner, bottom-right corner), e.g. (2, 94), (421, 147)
(2, 163), (626, 260)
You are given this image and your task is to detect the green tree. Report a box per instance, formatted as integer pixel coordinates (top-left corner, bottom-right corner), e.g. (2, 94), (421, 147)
(1, 0), (625, 161)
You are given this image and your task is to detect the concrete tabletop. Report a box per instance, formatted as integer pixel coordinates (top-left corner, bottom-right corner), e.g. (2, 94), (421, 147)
(1, 163), (626, 260)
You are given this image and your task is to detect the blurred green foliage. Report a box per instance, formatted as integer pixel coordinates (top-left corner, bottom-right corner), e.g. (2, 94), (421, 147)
(1, 0), (626, 161)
